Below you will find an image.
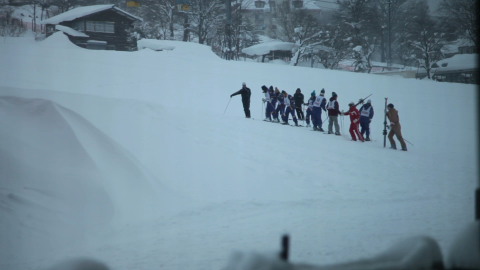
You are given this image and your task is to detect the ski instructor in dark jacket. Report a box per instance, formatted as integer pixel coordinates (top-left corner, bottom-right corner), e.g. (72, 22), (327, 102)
(230, 82), (252, 118)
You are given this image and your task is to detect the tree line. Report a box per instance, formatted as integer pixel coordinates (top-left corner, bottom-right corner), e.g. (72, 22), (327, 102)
(1, 0), (477, 78)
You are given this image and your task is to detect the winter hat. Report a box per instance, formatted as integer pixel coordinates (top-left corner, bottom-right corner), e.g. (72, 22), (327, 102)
(332, 91), (337, 97)
(296, 88), (301, 93)
(311, 90), (316, 96)
(348, 102), (355, 106)
(242, 82), (246, 86)
(388, 103), (394, 108)
(320, 88), (325, 94)
(367, 99), (371, 104)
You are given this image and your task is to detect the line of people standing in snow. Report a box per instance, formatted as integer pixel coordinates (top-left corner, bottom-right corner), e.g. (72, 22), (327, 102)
(230, 82), (407, 151)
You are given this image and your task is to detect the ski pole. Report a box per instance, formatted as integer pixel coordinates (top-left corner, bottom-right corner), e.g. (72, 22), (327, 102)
(404, 138), (414, 146)
(223, 97), (232, 115)
(340, 114), (344, 136)
(262, 100), (264, 119)
(355, 93), (373, 107)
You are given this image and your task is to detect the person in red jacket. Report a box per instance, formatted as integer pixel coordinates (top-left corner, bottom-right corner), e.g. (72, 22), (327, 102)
(343, 102), (364, 142)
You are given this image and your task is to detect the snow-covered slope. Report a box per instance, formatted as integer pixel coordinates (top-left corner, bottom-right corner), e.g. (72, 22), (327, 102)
(0, 32), (477, 270)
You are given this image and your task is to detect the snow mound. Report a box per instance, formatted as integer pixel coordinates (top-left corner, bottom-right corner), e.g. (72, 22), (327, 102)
(0, 96), (113, 263)
(222, 236), (444, 270)
(40, 31), (83, 50)
(137, 39), (221, 60)
(0, 96), (174, 264)
(242, 41), (297, 56)
(449, 221), (480, 268)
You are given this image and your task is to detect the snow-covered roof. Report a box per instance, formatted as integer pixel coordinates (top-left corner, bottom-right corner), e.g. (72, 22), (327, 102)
(243, 0), (321, 11)
(433, 54), (478, 72)
(441, 39), (475, 55)
(242, 41), (297, 56)
(41, 4), (142, 24)
(55, 25), (89, 37)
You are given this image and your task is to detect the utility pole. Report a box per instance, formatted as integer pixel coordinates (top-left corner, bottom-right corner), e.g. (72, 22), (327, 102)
(387, 0), (392, 67)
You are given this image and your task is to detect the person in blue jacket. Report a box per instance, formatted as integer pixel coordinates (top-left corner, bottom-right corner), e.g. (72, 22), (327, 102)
(359, 99), (374, 141)
(275, 88), (286, 122)
(270, 87), (280, 122)
(282, 92), (299, 126)
(304, 91), (315, 127)
(312, 88), (327, 131)
(262, 85), (274, 121)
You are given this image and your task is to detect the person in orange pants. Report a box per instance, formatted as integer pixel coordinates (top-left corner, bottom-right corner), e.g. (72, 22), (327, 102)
(343, 102), (364, 142)
(386, 103), (407, 151)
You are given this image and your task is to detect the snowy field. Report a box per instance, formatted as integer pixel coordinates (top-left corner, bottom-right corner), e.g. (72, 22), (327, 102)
(0, 33), (478, 270)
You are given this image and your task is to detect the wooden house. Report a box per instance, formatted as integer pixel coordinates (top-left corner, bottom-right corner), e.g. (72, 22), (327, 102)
(41, 4), (142, 51)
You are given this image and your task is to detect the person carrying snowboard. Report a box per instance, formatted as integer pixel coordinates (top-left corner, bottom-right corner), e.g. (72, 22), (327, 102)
(294, 88), (305, 120)
(326, 92), (341, 135)
(230, 82), (251, 118)
(386, 103), (407, 151)
(343, 102), (364, 142)
(359, 99), (374, 141)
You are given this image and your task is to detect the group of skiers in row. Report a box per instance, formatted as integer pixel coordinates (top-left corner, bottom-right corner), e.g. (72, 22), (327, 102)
(230, 82), (407, 151)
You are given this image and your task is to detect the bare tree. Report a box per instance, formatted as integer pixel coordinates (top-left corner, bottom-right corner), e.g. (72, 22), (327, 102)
(372, 0), (407, 64)
(0, 5), (26, 36)
(398, 0), (444, 78)
(313, 24), (351, 70)
(288, 11), (322, 66)
(335, 0), (380, 72)
(189, 0), (222, 44)
(438, 0), (478, 49)
(133, 0), (177, 40)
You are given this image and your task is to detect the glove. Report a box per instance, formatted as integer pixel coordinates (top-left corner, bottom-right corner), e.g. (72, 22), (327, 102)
(262, 98), (266, 102)
(230, 94), (233, 98)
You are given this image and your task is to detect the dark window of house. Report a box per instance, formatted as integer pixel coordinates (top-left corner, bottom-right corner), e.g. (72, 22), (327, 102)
(73, 21), (85, 31)
(86, 21), (115, 33)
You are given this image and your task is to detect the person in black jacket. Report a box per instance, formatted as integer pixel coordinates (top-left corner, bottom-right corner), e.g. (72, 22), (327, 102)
(293, 88), (305, 120)
(230, 82), (252, 118)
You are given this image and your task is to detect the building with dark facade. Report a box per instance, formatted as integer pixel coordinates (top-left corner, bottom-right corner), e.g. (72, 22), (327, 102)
(41, 4), (142, 51)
